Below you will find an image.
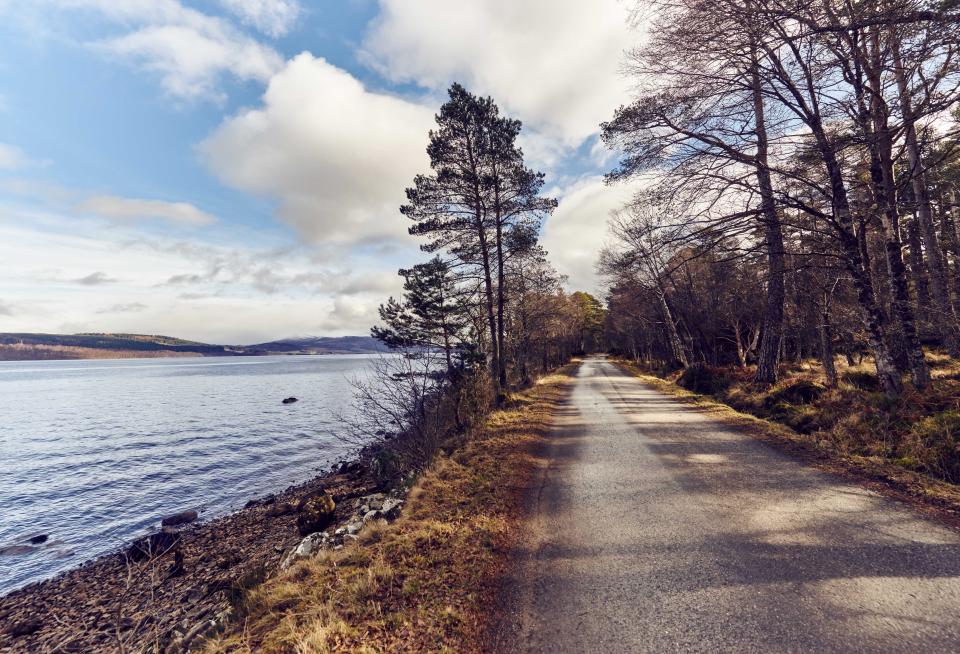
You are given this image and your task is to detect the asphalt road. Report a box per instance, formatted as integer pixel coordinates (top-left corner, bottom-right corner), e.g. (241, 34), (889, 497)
(495, 356), (960, 653)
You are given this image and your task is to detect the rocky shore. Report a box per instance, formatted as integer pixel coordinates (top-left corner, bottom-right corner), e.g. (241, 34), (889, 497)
(0, 456), (405, 653)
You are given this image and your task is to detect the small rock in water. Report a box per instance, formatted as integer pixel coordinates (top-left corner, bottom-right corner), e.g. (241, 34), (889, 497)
(0, 544), (33, 556)
(282, 397), (298, 404)
(161, 510), (198, 527)
(28, 533), (48, 545)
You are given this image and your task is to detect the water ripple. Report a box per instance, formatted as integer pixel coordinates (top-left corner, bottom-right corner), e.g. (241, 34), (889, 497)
(0, 354), (374, 595)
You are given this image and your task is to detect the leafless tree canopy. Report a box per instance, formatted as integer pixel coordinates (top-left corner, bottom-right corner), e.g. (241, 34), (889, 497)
(602, 0), (960, 395)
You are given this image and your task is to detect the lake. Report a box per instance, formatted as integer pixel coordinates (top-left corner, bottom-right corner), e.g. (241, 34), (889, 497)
(0, 354), (376, 595)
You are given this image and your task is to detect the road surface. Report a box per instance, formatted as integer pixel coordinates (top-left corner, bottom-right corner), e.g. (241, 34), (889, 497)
(496, 356), (960, 653)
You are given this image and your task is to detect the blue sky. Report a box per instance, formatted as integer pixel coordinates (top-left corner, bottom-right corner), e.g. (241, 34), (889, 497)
(0, 0), (639, 343)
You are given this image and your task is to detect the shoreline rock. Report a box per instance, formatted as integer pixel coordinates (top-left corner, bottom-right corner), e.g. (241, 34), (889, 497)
(0, 455), (383, 653)
(281, 491), (406, 570)
(161, 510), (198, 528)
(126, 528), (182, 563)
(296, 492), (336, 536)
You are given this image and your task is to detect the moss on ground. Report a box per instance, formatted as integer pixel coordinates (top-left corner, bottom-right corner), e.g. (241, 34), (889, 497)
(200, 365), (576, 654)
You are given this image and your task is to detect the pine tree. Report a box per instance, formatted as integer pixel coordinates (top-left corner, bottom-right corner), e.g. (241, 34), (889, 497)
(372, 256), (477, 378)
(402, 83), (555, 399)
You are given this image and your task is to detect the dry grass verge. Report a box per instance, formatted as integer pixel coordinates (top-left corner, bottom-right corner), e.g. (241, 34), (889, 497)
(200, 365), (576, 653)
(614, 358), (960, 531)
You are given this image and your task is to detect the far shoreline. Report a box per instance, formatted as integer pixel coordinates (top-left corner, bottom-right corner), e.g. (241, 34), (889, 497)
(0, 333), (389, 362)
(0, 348), (386, 363)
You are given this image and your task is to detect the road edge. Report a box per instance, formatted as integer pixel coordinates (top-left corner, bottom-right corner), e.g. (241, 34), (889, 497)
(612, 358), (960, 532)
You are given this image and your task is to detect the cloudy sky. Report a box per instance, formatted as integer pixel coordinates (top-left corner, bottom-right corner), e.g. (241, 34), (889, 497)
(0, 0), (639, 344)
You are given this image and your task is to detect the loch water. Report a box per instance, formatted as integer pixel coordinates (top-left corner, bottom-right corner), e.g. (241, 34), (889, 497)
(0, 354), (376, 595)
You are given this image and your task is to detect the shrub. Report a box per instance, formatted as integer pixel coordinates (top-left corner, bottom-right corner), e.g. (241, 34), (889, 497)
(677, 363), (730, 395)
(763, 379), (827, 408)
(902, 411), (960, 483)
(657, 359), (686, 378)
(841, 370), (881, 391)
(339, 354), (491, 488)
(761, 401), (818, 433)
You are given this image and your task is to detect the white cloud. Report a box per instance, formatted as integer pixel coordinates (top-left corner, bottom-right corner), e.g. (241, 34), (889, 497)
(218, 0), (301, 37)
(362, 0), (636, 147)
(97, 302), (148, 314)
(74, 271), (118, 286)
(56, 0), (283, 101)
(0, 208), (404, 342)
(0, 143), (26, 170)
(201, 53), (433, 245)
(541, 176), (634, 294)
(79, 195), (218, 226)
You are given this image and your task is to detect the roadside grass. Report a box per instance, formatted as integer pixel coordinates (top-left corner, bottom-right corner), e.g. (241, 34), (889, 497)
(614, 357), (960, 527)
(200, 365), (576, 653)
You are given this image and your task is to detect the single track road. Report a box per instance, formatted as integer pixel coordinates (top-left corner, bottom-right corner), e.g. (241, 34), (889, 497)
(496, 356), (960, 653)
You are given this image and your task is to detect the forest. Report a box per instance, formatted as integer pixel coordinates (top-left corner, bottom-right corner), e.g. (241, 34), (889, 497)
(601, 0), (960, 483)
(359, 0), (960, 487)
(357, 0), (960, 488)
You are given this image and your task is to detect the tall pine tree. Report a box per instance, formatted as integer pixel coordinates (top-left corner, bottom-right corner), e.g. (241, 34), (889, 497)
(402, 83), (555, 399)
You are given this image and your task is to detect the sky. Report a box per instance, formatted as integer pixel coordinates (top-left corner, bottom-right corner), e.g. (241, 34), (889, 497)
(0, 0), (640, 344)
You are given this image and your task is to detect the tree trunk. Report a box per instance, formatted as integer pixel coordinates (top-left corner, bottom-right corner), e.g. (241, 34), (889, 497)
(864, 28), (928, 387)
(492, 163), (508, 393)
(733, 321), (747, 368)
(464, 131), (500, 401)
(655, 283), (687, 368)
(817, 135), (903, 394)
(749, 49), (785, 385)
(820, 291), (838, 387)
(907, 216), (931, 323)
(948, 192), (960, 318)
(843, 334), (856, 367)
(891, 31), (960, 356)
(477, 215), (500, 399)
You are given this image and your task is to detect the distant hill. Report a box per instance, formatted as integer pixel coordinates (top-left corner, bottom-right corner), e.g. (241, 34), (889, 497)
(249, 336), (389, 354)
(0, 333), (386, 360)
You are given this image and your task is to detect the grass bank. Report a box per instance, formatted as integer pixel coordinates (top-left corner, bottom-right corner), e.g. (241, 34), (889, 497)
(614, 357), (960, 528)
(201, 364), (576, 653)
